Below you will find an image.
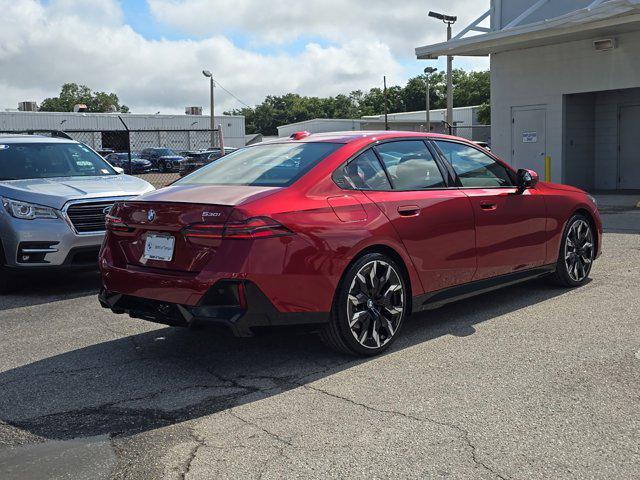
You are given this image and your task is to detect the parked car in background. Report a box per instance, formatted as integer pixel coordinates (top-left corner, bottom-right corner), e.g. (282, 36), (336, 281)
(105, 152), (153, 174)
(96, 148), (115, 157)
(0, 134), (154, 293)
(139, 148), (186, 173)
(179, 147), (239, 176)
(99, 131), (601, 356)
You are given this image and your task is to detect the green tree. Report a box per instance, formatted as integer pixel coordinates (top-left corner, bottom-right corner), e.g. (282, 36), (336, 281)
(39, 83), (129, 113)
(477, 102), (491, 125)
(452, 69), (490, 108)
(226, 69), (490, 135)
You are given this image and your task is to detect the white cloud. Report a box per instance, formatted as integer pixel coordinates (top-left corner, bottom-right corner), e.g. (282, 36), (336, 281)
(148, 0), (490, 57)
(0, 0), (489, 114)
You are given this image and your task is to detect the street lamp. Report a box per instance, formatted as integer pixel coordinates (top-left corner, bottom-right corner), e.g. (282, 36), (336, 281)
(424, 67), (438, 132)
(202, 69), (215, 147)
(428, 11), (457, 130)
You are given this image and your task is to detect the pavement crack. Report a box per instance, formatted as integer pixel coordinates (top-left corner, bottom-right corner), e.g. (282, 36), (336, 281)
(180, 427), (206, 480)
(301, 383), (510, 480)
(227, 410), (293, 447)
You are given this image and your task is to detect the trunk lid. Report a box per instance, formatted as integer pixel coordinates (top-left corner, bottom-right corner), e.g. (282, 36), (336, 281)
(110, 201), (234, 273)
(108, 185), (282, 273)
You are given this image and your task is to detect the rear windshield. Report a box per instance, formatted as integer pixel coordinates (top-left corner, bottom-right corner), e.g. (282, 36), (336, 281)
(176, 142), (342, 187)
(153, 148), (177, 156)
(0, 142), (117, 180)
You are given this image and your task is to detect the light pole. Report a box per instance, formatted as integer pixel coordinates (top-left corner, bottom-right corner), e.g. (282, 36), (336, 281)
(428, 11), (457, 131)
(424, 67), (437, 133)
(202, 70), (215, 147)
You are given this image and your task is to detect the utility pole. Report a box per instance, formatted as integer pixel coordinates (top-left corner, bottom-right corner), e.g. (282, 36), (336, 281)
(202, 70), (215, 147)
(428, 11), (457, 128)
(424, 67), (437, 133)
(446, 21), (453, 129)
(383, 76), (389, 131)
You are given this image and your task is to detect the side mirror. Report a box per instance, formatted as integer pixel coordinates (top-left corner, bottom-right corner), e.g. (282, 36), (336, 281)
(516, 169), (538, 191)
(113, 166), (125, 175)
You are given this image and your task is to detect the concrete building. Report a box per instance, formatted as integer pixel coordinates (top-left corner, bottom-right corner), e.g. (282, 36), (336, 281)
(0, 111), (246, 149)
(416, 0), (640, 191)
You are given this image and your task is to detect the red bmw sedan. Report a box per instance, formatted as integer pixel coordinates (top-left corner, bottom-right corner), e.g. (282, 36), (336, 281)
(99, 131), (601, 356)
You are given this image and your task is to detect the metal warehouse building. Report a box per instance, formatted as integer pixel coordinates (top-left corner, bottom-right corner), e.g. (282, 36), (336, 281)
(0, 111), (246, 150)
(277, 106), (489, 142)
(417, 0), (640, 191)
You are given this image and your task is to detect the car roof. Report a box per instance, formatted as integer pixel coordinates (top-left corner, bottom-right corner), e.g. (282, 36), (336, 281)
(0, 134), (76, 144)
(259, 130), (467, 145)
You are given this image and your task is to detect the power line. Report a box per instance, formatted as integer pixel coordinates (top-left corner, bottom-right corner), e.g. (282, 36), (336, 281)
(214, 80), (252, 109)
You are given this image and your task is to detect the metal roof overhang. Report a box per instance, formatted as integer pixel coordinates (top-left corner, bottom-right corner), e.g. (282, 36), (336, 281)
(416, 1), (640, 58)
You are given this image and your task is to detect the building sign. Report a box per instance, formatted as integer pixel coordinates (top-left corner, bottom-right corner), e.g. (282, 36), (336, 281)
(522, 131), (538, 143)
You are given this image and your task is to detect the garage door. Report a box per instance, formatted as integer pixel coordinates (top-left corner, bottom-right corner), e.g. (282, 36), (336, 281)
(511, 106), (546, 175)
(619, 105), (640, 190)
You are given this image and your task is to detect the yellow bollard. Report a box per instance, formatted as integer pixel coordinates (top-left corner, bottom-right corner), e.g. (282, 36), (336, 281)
(545, 156), (551, 182)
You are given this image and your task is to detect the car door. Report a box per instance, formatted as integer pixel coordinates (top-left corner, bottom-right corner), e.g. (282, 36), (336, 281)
(433, 140), (547, 280)
(339, 140), (476, 293)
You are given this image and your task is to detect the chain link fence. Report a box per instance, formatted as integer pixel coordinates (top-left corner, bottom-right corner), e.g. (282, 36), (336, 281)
(1, 128), (225, 189)
(68, 129), (225, 189)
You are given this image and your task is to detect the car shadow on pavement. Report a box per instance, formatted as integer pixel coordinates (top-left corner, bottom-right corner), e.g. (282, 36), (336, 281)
(0, 277), (570, 443)
(0, 270), (102, 311)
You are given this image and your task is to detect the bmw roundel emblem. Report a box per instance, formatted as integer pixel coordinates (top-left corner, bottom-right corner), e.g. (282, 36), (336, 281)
(147, 209), (156, 222)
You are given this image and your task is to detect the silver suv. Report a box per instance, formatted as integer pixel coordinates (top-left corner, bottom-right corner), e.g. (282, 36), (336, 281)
(0, 134), (154, 292)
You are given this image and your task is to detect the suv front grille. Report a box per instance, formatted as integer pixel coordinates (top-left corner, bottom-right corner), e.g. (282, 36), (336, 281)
(66, 200), (118, 233)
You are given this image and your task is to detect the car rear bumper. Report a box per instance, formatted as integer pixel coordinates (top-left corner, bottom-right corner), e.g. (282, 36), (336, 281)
(98, 281), (329, 337)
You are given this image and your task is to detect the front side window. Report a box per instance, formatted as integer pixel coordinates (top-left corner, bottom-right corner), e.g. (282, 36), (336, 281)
(435, 141), (514, 188)
(177, 142), (341, 187)
(336, 149), (392, 190)
(375, 141), (445, 190)
(0, 143), (117, 180)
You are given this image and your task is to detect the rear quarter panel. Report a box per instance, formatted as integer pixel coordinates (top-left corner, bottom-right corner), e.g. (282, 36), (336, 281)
(538, 182), (602, 263)
(237, 173), (424, 313)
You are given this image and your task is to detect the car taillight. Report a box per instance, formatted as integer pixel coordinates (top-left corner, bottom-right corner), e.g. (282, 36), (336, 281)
(184, 216), (293, 240)
(105, 214), (132, 233)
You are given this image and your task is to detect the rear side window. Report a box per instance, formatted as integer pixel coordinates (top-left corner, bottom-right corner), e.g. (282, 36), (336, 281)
(335, 150), (392, 190)
(435, 141), (514, 188)
(177, 142), (341, 187)
(375, 141), (445, 190)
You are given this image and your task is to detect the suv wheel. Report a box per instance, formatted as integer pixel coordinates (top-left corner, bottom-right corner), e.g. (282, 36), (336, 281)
(549, 214), (595, 287)
(321, 253), (408, 356)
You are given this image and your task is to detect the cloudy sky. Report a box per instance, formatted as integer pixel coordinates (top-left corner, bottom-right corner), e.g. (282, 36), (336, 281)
(1, 0), (489, 114)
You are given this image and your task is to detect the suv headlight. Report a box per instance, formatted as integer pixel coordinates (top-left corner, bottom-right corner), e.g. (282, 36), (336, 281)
(2, 198), (58, 220)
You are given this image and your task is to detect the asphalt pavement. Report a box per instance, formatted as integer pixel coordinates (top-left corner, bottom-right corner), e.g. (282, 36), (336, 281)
(0, 211), (638, 479)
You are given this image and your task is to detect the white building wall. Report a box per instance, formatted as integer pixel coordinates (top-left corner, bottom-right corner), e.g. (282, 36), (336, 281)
(361, 106), (478, 127)
(493, 0), (596, 30)
(491, 29), (640, 188)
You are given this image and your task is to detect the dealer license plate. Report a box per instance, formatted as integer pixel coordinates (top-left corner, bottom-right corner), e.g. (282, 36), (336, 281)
(143, 234), (175, 261)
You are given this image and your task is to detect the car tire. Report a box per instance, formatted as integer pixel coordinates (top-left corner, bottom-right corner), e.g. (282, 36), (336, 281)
(158, 161), (167, 173)
(320, 252), (408, 356)
(549, 213), (595, 287)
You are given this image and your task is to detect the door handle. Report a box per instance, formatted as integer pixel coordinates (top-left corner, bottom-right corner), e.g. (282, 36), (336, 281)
(480, 203), (498, 211)
(397, 205), (420, 217)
